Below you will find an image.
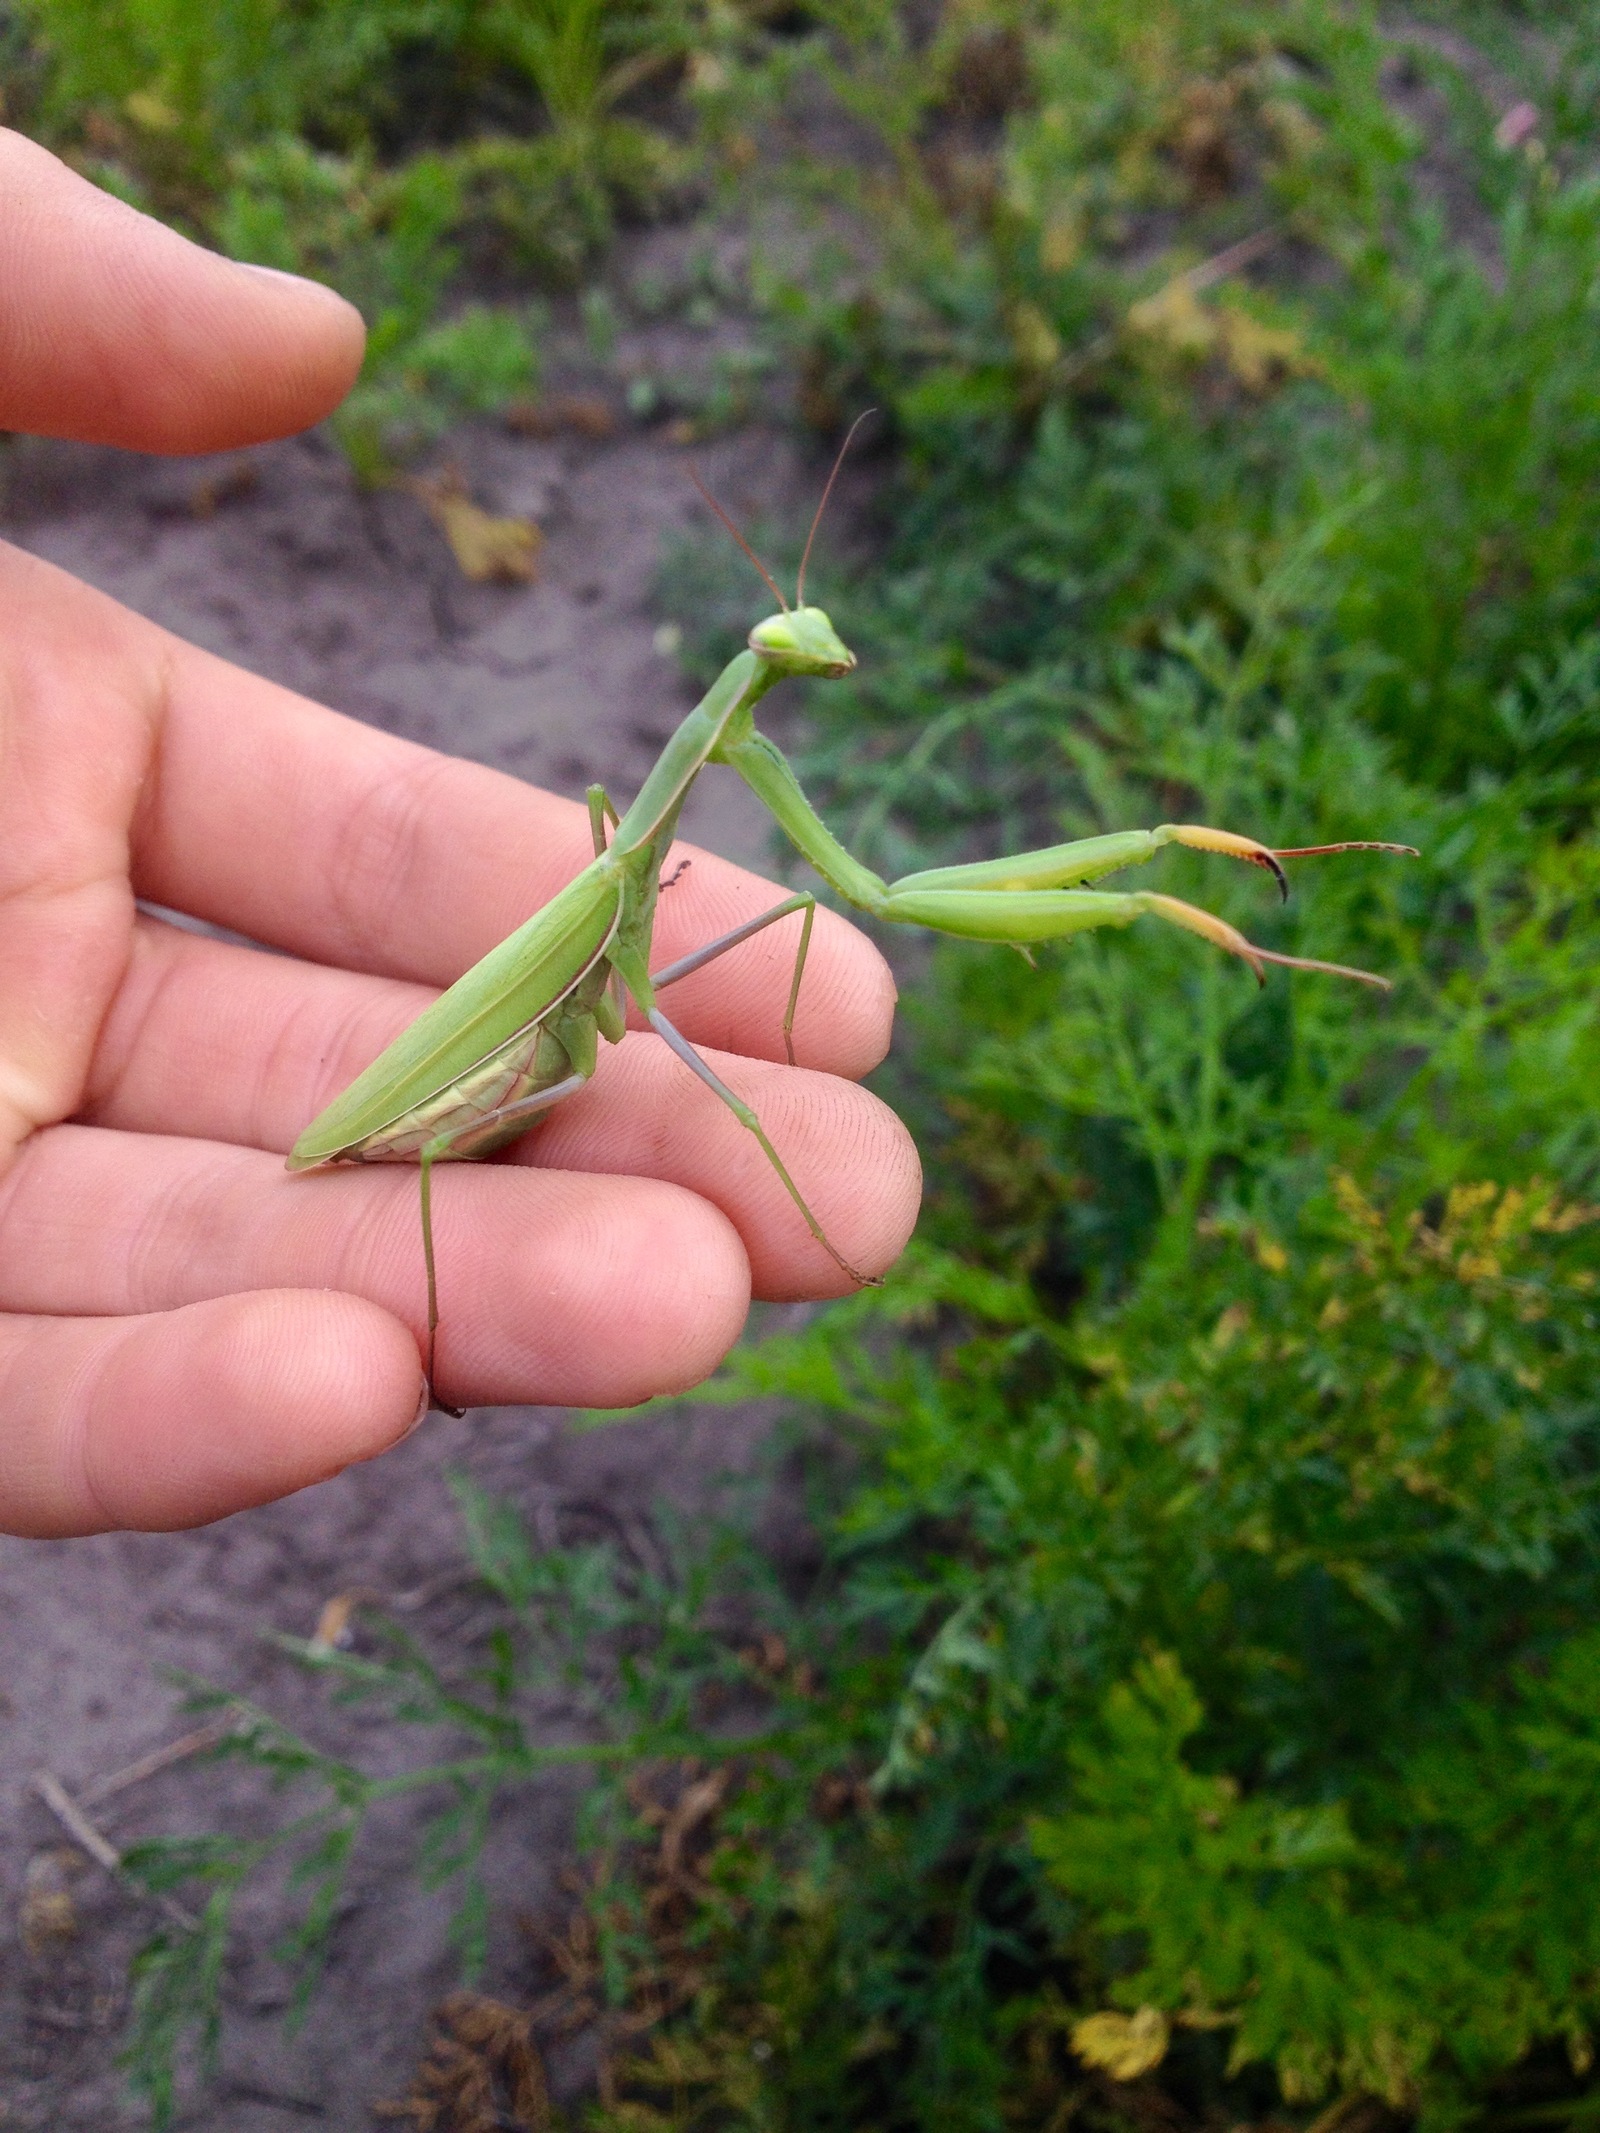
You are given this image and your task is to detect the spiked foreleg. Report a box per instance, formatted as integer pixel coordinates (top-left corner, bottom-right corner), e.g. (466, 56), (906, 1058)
(890, 827), (1417, 902)
(877, 884), (1392, 989)
(720, 725), (1405, 986)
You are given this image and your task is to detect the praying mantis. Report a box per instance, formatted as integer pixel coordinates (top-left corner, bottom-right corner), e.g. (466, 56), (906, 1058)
(289, 439), (1411, 1411)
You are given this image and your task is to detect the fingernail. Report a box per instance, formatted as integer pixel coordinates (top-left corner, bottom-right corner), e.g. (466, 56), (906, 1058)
(232, 260), (354, 307)
(392, 1377), (432, 1444)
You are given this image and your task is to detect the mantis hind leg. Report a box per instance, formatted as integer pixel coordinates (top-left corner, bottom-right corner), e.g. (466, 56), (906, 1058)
(644, 1002), (879, 1288)
(650, 892), (817, 1064)
(417, 1070), (593, 1416)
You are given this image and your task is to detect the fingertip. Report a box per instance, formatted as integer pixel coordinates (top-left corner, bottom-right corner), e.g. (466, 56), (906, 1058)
(839, 929), (899, 1076)
(431, 1171), (754, 1411)
(216, 258), (368, 430)
(0, 129), (367, 451)
(76, 1290), (421, 1532)
(753, 1072), (921, 1298)
(629, 1190), (754, 1395)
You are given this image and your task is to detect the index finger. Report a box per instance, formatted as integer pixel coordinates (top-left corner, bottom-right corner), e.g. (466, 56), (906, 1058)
(0, 127), (364, 451)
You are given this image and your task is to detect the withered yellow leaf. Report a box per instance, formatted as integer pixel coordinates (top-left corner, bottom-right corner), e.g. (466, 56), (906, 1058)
(125, 88), (181, 132)
(20, 1848), (82, 1957)
(1127, 279), (1218, 358)
(1010, 300), (1063, 374)
(414, 472), (542, 584)
(1071, 2005), (1171, 2081)
(1216, 303), (1317, 392)
(1125, 279), (1316, 395)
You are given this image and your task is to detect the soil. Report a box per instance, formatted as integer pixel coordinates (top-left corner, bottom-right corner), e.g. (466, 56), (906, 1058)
(0, 399), (831, 2128)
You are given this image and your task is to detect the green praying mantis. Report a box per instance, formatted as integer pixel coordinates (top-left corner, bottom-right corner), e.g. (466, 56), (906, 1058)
(289, 435), (1412, 1411)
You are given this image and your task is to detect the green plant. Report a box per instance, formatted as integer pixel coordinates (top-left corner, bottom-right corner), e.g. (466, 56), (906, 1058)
(11, 0), (724, 473)
(116, 1479), (799, 2125)
(722, 0), (1600, 790)
(214, 137), (541, 480)
(17, 0), (703, 189)
(601, 6), (1600, 2111)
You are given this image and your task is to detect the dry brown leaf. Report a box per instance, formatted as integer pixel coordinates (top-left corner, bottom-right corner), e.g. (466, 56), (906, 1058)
(1071, 2005), (1171, 2081)
(376, 1992), (550, 2132)
(659, 1768), (730, 1882)
(505, 395), (616, 441)
(414, 472), (542, 584)
(310, 1591), (358, 1653)
(190, 460), (259, 519)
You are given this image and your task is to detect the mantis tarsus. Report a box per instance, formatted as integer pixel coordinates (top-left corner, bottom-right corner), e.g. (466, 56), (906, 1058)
(289, 440), (1413, 1412)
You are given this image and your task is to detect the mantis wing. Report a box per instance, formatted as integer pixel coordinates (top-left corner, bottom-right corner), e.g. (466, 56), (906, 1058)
(288, 864), (624, 1167)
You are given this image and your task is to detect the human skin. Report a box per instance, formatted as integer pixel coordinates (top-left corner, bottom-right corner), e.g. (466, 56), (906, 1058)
(0, 129), (920, 1539)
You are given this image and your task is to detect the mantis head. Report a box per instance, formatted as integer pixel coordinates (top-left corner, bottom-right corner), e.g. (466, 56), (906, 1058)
(694, 411), (876, 683)
(748, 605), (857, 678)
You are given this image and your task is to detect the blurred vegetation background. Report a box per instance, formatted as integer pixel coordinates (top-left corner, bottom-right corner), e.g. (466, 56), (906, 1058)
(8, 1), (1600, 2128)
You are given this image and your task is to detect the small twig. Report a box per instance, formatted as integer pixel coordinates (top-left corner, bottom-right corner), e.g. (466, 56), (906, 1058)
(1171, 224), (1281, 297)
(31, 1770), (197, 1931)
(221, 2078), (328, 2118)
(301, 1569), (489, 1653)
(27, 2001), (93, 2031)
(79, 1714), (241, 1806)
(387, 1569), (479, 1614)
(32, 1769), (122, 1874)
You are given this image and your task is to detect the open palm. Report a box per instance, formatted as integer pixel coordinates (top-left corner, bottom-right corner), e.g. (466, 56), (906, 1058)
(0, 132), (918, 1537)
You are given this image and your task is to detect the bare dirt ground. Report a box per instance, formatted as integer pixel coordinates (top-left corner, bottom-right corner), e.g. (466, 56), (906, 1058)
(0, 399), (832, 2127)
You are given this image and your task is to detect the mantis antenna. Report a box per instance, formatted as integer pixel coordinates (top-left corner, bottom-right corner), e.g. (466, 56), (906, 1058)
(688, 464), (790, 611)
(797, 408), (876, 605)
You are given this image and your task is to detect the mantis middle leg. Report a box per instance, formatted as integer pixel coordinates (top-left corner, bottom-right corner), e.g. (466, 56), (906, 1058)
(423, 896), (826, 1406)
(651, 892), (817, 1063)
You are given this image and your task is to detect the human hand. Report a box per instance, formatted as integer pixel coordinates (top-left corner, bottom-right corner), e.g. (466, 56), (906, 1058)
(0, 131), (920, 1538)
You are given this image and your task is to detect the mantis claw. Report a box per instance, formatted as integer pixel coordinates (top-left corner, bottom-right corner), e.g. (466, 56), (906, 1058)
(1167, 825), (1291, 901)
(1139, 893), (1393, 990)
(1168, 827), (1420, 903)
(1271, 840), (1421, 860)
